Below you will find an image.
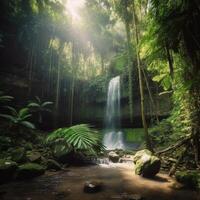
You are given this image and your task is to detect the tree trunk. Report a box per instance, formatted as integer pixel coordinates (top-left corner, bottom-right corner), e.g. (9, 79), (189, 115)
(100, 54), (105, 74)
(125, 22), (134, 124)
(165, 43), (174, 79)
(132, 2), (153, 151)
(69, 42), (78, 126)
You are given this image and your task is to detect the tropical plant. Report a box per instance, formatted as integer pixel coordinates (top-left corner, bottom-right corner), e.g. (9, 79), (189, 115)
(0, 91), (14, 104)
(46, 124), (105, 156)
(0, 106), (35, 131)
(27, 96), (53, 124)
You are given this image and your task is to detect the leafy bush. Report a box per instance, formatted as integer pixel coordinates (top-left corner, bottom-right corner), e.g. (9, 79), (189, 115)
(46, 124), (105, 156)
(28, 96), (53, 124)
(0, 106), (35, 130)
(149, 120), (172, 148)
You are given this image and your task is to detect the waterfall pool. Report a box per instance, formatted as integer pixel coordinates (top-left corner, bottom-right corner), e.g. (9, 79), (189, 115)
(102, 128), (146, 150)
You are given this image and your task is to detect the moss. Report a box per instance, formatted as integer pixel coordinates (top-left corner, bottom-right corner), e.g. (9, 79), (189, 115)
(17, 163), (45, 180)
(124, 129), (145, 143)
(134, 150), (161, 178)
(133, 149), (152, 164)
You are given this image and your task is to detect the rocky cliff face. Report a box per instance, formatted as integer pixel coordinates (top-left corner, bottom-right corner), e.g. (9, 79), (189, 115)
(0, 69), (171, 129)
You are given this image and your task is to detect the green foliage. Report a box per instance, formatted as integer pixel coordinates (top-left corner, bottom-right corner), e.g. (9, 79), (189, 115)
(0, 91), (14, 104)
(149, 120), (172, 148)
(142, 0), (200, 154)
(0, 106), (35, 130)
(124, 128), (145, 143)
(46, 124), (105, 156)
(175, 171), (200, 189)
(28, 96), (53, 123)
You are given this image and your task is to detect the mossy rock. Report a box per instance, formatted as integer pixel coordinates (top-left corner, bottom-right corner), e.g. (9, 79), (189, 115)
(133, 149), (152, 164)
(26, 151), (41, 163)
(23, 142), (33, 150)
(11, 147), (26, 163)
(16, 163), (45, 180)
(134, 149), (161, 178)
(46, 159), (61, 171)
(175, 171), (200, 189)
(0, 159), (18, 183)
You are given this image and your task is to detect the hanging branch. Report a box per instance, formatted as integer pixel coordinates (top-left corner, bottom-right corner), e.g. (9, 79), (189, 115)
(157, 135), (191, 155)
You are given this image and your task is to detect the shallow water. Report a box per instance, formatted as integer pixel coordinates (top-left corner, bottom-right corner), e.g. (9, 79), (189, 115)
(0, 163), (199, 200)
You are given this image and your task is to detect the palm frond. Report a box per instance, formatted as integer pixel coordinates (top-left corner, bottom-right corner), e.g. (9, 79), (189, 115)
(0, 95), (14, 102)
(19, 108), (29, 118)
(28, 102), (40, 108)
(4, 106), (18, 116)
(20, 121), (36, 129)
(0, 114), (16, 122)
(35, 96), (41, 103)
(46, 124), (104, 156)
(41, 101), (53, 107)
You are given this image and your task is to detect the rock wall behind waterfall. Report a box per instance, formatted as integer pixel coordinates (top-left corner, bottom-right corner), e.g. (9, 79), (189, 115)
(0, 68), (171, 129)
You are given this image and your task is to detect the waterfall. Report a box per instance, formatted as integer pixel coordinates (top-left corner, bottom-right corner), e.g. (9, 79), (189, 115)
(103, 76), (124, 150)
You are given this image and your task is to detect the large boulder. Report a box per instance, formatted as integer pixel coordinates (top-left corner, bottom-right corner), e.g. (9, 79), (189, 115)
(16, 163), (45, 180)
(108, 151), (120, 163)
(175, 170), (199, 189)
(0, 159), (18, 183)
(133, 149), (161, 178)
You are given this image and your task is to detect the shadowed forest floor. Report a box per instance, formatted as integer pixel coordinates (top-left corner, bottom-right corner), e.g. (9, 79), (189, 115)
(0, 163), (199, 200)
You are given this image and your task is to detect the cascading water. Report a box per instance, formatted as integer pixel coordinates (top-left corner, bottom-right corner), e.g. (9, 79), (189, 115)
(103, 76), (124, 150)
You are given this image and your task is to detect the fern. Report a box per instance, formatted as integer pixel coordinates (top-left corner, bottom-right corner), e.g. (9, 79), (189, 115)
(46, 124), (105, 156)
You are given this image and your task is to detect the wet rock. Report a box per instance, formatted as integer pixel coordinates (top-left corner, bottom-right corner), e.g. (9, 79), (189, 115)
(16, 163), (45, 180)
(175, 170), (199, 189)
(114, 149), (125, 157)
(108, 151), (120, 163)
(26, 151), (41, 163)
(134, 149), (161, 178)
(47, 159), (61, 171)
(0, 159), (18, 183)
(83, 181), (103, 193)
(119, 155), (133, 163)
